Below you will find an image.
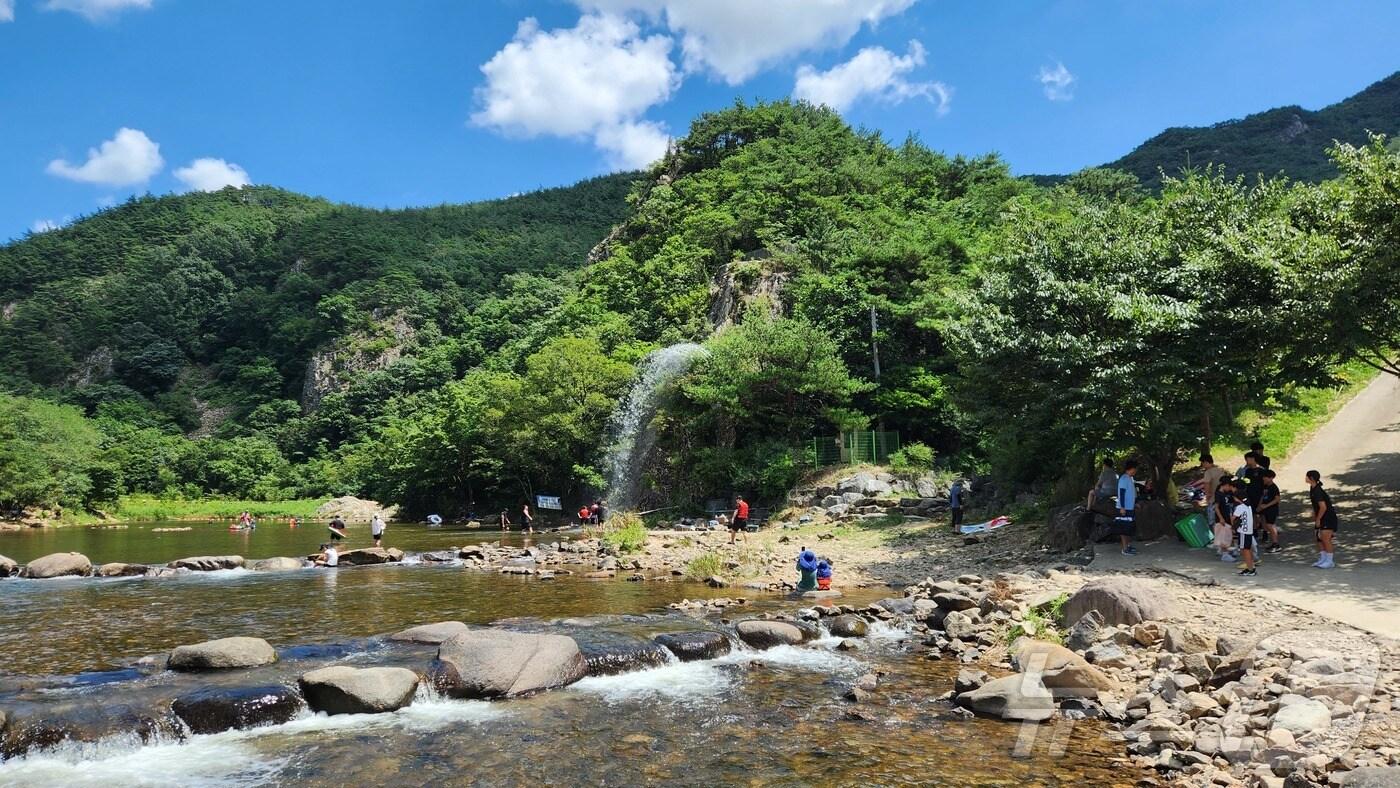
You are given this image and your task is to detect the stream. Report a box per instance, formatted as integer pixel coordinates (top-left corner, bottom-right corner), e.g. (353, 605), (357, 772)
(0, 523), (1144, 786)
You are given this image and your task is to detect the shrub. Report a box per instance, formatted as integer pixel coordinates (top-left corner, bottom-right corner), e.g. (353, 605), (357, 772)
(684, 551), (723, 580)
(889, 441), (935, 475)
(1005, 591), (1069, 646)
(600, 512), (647, 554)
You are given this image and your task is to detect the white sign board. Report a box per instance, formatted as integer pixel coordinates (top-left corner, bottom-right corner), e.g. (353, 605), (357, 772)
(535, 495), (562, 510)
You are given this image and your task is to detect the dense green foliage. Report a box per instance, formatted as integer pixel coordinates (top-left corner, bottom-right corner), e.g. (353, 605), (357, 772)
(3, 99), (1399, 519)
(1103, 71), (1400, 189)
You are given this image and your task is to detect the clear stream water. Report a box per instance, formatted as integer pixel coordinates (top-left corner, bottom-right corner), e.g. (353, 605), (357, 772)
(0, 523), (1143, 786)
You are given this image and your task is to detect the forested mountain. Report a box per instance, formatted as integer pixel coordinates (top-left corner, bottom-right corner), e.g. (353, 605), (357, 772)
(1101, 71), (1400, 189)
(3, 100), (1398, 519)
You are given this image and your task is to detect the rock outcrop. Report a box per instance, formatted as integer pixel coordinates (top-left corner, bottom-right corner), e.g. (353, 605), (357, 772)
(429, 630), (587, 699)
(168, 555), (245, 571)
(96, 562), (153, 577)
(389, 621), (472, 644)
(167, 637), (278, 671)
(171, 685), (303, 734)
(337, 547), (405, 565)
(298, 666), (420, 715)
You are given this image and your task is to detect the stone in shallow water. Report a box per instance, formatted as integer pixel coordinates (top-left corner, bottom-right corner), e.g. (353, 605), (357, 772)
(827, 614), (869, 638)
(168, 636), (278, 671)
(577, 638), (671, 677)
(430, 629), (587, 699)
(172, 684), (303, 734)
(337, 547), (405, 565)
(735, 620), (805, 649)
(955, 673), (1055, 722)
(389, 621), (473, 644)
(248, 556), (304, 572)
(652, 631), (731, 662)
(21, 552), (92, 579)
(299, 666), (420, 715)
(167, 555), (245, 571)
(96, 562), (153, 577)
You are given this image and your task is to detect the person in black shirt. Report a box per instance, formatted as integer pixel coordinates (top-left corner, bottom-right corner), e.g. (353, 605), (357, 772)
(1213, 478), (1238, 558)
(1257, 468), (1282, 552)
(1249, 441), (1271, 469)
(1306, 470), (1338, 569)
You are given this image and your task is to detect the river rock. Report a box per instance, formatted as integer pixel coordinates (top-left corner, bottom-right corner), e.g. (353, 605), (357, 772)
(943, 611), (978, 640)
(1270, 697), (1331, 734)
(1335, 768), (1400, 787)
(314, 495), (397, 522)
(736, 620), (805, 649)
(578, 637), (671, 676)
(168, 555), (245, 571)
(653, 631), (731, 661)
(1011, 638), (1118, 696)
(430, 629), (587, 699)
(0, 554), (17, 577)
(933, 592), (978, 612)
(1062, 576), (1177, 626)
(168, 636), (278, 671)
(421, 550), (458, 562)
(828, 614), (869, 638)
(248, 556), (304, 571)
(96, 562), (152, 577)
(338, 547), (405, 565)
(1163, 625), (1216, 655)
(955, 673), (1055, 722)
(1064, 610), (1105, 652)
(389, 621), (472, 644)
(171, 684), (303, 734)
(299, 666), (419, 715)
(21, 551), (92, 579)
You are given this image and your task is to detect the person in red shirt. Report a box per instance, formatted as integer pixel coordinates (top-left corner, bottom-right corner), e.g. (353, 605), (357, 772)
(730, 495), (750, 545)
(577, 505), (590, 526)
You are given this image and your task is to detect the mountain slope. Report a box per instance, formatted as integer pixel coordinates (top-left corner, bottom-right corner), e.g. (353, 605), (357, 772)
(1105, 71), (1400, 188)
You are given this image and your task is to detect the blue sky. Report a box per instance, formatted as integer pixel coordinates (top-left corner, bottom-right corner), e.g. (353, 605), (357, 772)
(2, 0), (1398, 240)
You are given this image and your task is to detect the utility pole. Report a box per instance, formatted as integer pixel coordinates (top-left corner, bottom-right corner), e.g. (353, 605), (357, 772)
(871, 305), (884, 455)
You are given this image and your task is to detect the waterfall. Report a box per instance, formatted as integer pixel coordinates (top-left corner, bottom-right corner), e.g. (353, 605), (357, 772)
(603, 343), (709, 510)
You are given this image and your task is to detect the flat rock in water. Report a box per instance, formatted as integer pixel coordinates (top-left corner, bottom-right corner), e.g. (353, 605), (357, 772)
(96, 562), (153, 577)
(827, 614), (869, 638)
(248, 556), (304, 572)
(172, 684), (303, 734)
(578, 637), (671, 676)
(653, 631), (731, 662)
(0, 554), (17, 577)
(299, 665), (420, 715)
(1011, 638), (1119, 696)
(1062, 576), (1178, 626)
(21, 552), (92, 579)
(793, 589), (842, 599)
(736, 620), (805, 649)
(955, 673), (1055, 722)
(389, 621), (472, 644)
(430, 629), (587, 699)
(338, 548), (404, 565)
(168, 636), (277, 671)
(167, 555), (245, 571)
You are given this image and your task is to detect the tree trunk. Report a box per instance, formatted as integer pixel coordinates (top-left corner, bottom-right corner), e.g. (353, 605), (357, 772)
(1200, 406), (1213, 456)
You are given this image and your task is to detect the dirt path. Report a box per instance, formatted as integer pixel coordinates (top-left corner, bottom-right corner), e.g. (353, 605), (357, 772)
(1094, 372), (1400, 637)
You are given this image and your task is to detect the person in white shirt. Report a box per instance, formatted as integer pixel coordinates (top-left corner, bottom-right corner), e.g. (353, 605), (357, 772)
(1232, 495), (1256, 576)
(370, 514), (386, 547)
(315, 543), (339, 567)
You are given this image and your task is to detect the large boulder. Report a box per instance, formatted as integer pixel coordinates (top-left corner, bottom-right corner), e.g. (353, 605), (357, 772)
(653, 631), (731, 662)
(1133, 500), (1174, 541)
(1062, 576), (1178, 627)
(1335, 768), (1400, 787)
(836, 472), (892, 496)
(735, 620), (805, 649)
(96, 562), (153, 577)
(299, 666), (419, 715)
(168, 637), (278, 671)
(1011, 638), (1118, 697)
(577, 637), (671, 676)
(1044, 504), (1096, 552)
(168, 555), (245, 571)
(0, 554), (17, 577)
(248, 556), (305, 572)
(1163, 625), (1216, 655)
(389, 621), (472, 644)
(429, 630), (587, 699)
(21, 552), (92, 579)
(338, 547), (405, 566)
(827, 614), (869, 638)
(955, 673), (1055, 722)
(171, 685), (303, 734)
(1271, 697), (1331, 734)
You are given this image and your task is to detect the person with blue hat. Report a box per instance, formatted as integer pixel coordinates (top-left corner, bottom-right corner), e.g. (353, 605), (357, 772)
(795, 548), (818, 591)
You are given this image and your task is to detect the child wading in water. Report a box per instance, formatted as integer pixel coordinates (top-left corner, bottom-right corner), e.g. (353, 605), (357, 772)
(816, 559), (833, 591)
(1307, 470), (1339, 568)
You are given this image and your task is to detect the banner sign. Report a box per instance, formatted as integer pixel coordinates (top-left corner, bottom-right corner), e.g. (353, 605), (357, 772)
(535, 495), (562, 510)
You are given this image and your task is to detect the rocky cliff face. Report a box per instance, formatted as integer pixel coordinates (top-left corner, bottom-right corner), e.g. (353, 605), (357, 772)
(708, 260), (788, 331)
(301, 311), (416, 410)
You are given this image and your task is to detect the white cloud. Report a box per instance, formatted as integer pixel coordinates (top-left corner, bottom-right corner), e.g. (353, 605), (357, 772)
(0, 0), (15, 23)
(794, 41), (949, 114)
(31, 218), (61, 234)
(174, 158), (251, 192)
(1038, 60), (1075, 101)
(580, 0), (916, 84)
(472, 14), (677, 169)
(42, 0), (151, 22)
(46, 127), (163, 186)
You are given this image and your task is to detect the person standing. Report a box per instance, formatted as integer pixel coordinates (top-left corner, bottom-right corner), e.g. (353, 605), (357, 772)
(949, 479), (965, 532)
(1250, 441), (1271, 469)
(1198, 454), (1226, 521)
(1232, 489), (1257, 576)
(1257, 468), (1282, 552)
(1093, 458), (1117, 509)
(1213, 477), (1238, 560)
(289, 516), (298, 529)
(328, 516), (347, 543)
(520, 502), (534, 535)
(577, 504), (591, 527)
(1115, 460), (1139, 556)
(589, 501), (601, 526)
(370, 513), (386, 548)
(729, 495), (750, 545)
(1307, 470), (1339, 568)
(498, 509), (511, 532)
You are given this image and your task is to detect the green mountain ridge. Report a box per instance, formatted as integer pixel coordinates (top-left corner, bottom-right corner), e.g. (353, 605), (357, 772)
(1036, 70), (1400, 188)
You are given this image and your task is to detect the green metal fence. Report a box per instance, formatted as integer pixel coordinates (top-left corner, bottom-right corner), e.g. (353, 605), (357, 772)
(811, 431), (900, 468)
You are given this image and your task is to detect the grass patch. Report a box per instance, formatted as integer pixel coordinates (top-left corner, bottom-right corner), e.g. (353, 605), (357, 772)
(1005, 592), (1069, 646)
(599, 512), (647, 554)
(1214, 360), (1378, 465)
(685, 551), (724, 580)
(111, 495), (327, 522)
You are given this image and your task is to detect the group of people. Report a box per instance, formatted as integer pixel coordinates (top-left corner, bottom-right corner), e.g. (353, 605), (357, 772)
(315, 512), (388, 567)
(795, 548), (835, 591)
(574, 500), (609, 528)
